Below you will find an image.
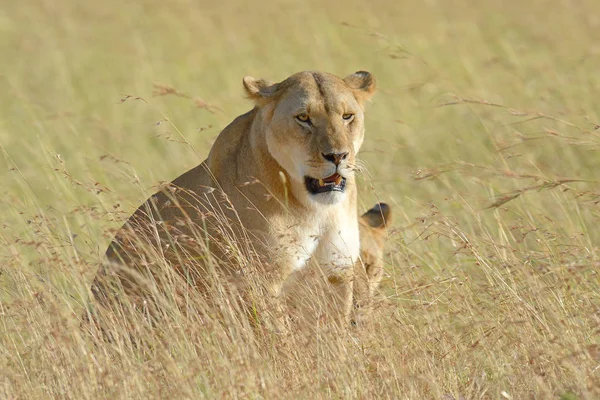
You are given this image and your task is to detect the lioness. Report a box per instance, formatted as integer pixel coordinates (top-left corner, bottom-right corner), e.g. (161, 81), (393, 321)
(92, 71), (378, 324)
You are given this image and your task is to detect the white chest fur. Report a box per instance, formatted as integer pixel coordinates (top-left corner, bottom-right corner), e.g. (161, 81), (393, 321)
(277, 207), (360, 276)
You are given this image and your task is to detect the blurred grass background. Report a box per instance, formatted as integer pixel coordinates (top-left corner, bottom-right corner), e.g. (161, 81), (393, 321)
(1, 0), (599, 398)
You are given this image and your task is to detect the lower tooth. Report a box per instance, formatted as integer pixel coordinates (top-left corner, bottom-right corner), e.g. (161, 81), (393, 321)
(318, 179), (325, 186)
(335, 176), (342, 185)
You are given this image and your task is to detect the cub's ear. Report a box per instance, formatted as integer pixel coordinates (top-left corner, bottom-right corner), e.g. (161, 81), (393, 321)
(242, 76), (280, 101)
(343, 71), (376, 104)
(360, 202), (392, 229)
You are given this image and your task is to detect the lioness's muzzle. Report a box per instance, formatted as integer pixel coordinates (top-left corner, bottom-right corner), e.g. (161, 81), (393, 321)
(304, 173), (346, 194)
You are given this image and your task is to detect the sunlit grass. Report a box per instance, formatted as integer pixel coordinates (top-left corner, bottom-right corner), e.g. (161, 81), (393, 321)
(1, 0), (599, 398)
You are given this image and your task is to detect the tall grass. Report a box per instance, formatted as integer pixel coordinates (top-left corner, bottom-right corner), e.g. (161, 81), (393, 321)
(1, 0), (599, 398)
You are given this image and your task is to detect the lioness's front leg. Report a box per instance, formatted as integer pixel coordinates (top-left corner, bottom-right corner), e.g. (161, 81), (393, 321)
(312, 221), (360, 324)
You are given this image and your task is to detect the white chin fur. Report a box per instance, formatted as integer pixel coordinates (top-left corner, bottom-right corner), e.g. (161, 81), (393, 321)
(307, 190), (346, 205)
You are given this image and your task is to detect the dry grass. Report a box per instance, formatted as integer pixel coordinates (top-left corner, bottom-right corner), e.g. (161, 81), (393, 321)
(1, 0), (599, 398)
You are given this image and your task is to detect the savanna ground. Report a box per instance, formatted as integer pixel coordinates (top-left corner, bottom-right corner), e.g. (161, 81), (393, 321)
(1, 0), (599, 398)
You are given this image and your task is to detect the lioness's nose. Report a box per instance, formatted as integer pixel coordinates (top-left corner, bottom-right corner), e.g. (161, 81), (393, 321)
(322, 152), (348, 166)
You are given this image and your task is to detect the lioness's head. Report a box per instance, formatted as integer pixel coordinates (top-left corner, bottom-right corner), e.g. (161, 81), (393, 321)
(243, 71), (376, 205)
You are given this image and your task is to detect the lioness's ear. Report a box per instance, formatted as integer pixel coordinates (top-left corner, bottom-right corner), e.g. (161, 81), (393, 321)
(360, 202), (392, 229)
(242, 76), (280, 101)
(344, 71), (376, 104)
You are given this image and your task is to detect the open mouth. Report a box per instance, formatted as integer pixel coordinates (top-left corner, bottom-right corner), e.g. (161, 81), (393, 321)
(304, 173), (346, 194)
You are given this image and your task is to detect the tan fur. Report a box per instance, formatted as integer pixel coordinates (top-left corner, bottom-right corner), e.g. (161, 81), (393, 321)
(91, 71), (377, 324)
(353, 203), (392, 323)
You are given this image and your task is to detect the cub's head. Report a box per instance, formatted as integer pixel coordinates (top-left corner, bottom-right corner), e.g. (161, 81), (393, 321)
(243, 71), (376, 205)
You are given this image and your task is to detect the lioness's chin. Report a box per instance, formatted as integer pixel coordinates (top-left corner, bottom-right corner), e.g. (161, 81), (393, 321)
(307, 190), (347, 205)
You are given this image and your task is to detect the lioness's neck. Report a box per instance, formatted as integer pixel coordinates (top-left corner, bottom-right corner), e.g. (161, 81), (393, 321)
(245, 107), (301, 207)
(205, 107), (301, 210)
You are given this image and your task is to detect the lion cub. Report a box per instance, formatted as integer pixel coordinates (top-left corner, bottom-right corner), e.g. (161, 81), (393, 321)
(353, 202), (392, 323)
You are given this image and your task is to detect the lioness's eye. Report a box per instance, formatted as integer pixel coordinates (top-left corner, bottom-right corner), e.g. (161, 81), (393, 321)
(342, 113), (354, 121)
(296, 114), (310, 123)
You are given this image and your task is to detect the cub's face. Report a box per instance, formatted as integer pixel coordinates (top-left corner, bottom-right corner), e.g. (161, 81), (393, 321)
(243, 71), (376, 205)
